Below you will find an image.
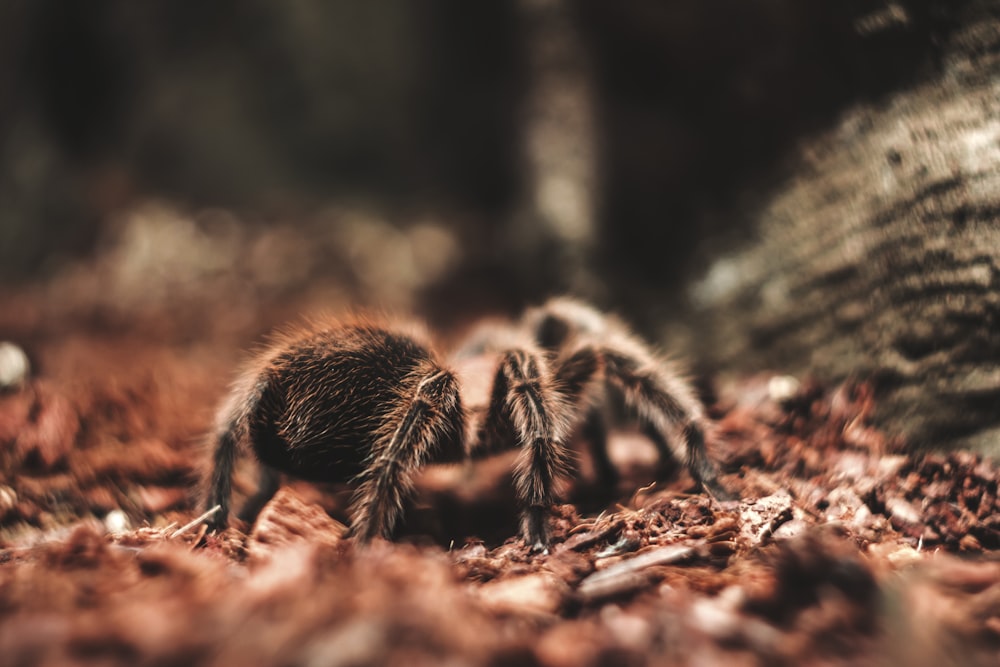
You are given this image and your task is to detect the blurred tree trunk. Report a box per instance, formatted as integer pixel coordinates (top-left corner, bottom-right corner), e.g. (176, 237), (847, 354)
(510, 0), (599, 296)
(683, 2), (1000, 455)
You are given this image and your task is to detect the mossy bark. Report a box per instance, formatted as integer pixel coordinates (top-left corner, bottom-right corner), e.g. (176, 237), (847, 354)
(684, 3), (1000, 454)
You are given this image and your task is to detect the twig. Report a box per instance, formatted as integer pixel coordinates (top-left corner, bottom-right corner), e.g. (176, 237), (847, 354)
(170, 505), (220, 539)
(577, 542), (699, 602)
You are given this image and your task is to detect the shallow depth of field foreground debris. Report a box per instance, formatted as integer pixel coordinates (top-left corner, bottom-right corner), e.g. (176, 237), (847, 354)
(2, 349), (1000, 666)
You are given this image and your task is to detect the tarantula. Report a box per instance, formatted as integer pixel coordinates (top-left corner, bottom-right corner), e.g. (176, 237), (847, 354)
(203, 297), (731, 550)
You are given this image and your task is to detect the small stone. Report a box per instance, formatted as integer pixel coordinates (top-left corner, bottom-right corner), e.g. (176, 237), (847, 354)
(0, 342), (29, 389)
(105, 509), (131, 534)
(0, 485), (16, 512)
(767, 375), (800, 403)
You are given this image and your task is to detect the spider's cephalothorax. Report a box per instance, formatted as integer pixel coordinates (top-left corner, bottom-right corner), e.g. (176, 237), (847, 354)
(203, 299), (731, 550)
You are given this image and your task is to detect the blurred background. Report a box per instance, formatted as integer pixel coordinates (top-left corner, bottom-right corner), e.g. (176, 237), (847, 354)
(0, 0), (962, 336)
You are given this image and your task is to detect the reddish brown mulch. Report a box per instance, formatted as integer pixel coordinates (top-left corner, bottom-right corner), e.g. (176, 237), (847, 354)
(2, 332), (1000, 666)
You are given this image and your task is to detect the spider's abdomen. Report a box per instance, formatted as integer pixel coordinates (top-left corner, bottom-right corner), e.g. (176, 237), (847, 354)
(248, 324), (439, 482)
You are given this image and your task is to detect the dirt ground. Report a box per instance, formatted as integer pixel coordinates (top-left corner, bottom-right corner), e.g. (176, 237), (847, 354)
(2, 274), (1000, 667)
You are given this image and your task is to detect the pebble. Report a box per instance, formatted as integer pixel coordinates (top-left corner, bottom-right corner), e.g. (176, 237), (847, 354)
(0, 342), (29, 389)
(0, 485), (17, 512)
(767, 374), (800, 403)
(105, 509), (131, 534)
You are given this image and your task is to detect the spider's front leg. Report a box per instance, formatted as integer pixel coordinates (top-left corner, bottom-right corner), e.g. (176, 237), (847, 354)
(484, 348), (574, 551)
(601, 340), (733, 502)
(351, 368), (464, 543)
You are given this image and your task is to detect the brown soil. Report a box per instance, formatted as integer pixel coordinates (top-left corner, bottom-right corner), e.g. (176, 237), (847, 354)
(2, 301), (999, 666)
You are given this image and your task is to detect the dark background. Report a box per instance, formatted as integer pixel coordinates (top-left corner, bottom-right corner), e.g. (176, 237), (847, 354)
(0, 0), (962, 325)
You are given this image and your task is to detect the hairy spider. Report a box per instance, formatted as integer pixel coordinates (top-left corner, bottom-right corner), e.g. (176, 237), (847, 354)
(203, 298), (731, 550)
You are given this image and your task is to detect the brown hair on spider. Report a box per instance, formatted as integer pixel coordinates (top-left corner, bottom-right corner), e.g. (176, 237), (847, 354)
(203, 299), (732, 551)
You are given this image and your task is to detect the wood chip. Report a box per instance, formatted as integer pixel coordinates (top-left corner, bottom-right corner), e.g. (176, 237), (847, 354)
(577, 543), (698, 602)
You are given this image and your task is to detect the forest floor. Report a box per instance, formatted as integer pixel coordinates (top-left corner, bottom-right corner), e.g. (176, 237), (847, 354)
(1, 276), (1000, 667)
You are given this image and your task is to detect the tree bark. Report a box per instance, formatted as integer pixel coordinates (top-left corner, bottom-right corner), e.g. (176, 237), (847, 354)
(683, 2), (1000, 455)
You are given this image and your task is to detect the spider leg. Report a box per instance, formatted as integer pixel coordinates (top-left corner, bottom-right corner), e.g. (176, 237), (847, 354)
(351, 368), (463, 543)
(639, 420), (681, 479)
(582, 407), (618, 491)
(205, 424), (240, 531)
(204, 375), (270, 531)
(484, 348), (573, 551)
(547, 345), (617, 491)
(601, 344), (732, 501)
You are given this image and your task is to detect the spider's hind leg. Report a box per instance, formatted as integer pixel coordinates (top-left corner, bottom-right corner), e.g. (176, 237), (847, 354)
(639, 419), (681, 480)
(204, 375), (271, 532)
(582, 407), (619, 493)
(550, 345), (618, 494)
(602, 344), (732, 502)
